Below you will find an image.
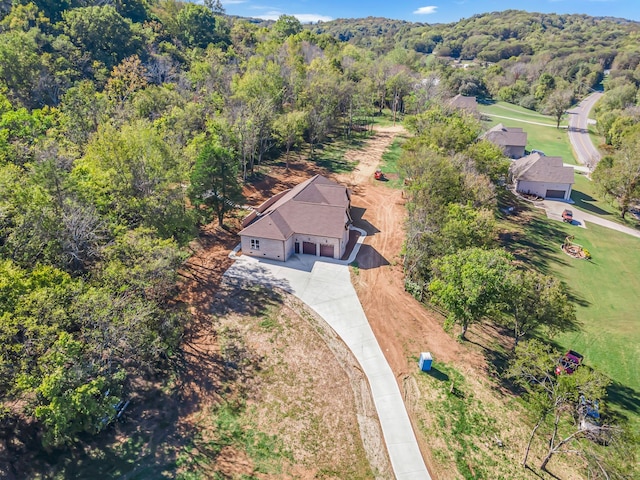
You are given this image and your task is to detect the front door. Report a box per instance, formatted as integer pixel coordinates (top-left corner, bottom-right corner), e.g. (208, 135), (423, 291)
(294, 242), (300, 254)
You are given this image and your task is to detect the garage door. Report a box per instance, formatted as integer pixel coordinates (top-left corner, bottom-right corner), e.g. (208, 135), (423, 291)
(302, 241), (316, 255)
(319, 244), (334, 258)
(545, 189), (566, 199)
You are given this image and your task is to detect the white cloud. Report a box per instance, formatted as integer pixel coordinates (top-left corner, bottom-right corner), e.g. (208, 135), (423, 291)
(255, 11), (333, 23)
(222, 0), (247, 4)
(413, 6), (438, 15)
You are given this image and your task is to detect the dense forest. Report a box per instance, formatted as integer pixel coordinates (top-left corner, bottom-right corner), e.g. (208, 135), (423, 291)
(1, 1), (639, 477)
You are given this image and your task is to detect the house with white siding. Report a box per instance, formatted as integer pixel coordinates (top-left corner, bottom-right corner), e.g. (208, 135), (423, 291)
(509, 153), (574, 200)
(238, 175), (352, 261)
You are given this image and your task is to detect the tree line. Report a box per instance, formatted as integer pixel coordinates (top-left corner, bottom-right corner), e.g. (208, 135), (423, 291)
(398, 102), (634, 476)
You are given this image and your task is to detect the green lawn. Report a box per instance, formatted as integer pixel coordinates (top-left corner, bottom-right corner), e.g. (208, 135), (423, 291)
(503, 208), (640, 427)
(478, 100), (560, 124)
(479, 101), (578, 164)
(379, 135), (407, 189)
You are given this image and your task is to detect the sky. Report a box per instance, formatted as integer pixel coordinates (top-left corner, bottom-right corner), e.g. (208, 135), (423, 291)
(220, 0), (640, 24)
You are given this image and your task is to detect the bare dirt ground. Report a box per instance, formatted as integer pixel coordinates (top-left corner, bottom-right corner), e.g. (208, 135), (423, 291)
(333, 127), (486, 477)
(174, 126), (487, 478)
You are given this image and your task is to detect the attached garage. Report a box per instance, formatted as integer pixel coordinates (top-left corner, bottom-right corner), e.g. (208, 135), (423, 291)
(510, 153), (575, 202)
(238, 175), (352, 262)
(303, 241), (316, 255)
(545, 189), (566, 199)
(319, 244), (334, 258)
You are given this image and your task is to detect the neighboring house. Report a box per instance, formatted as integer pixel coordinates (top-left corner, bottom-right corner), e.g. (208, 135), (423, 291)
(448, 94), (478, 114)
(239, 175), (352, 261)
(510, 153), (574, 200)
(480, 123), (528, 158)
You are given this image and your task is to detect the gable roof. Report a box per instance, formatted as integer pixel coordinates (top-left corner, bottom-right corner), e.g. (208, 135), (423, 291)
(510, 153), (575, 184)
(481, 123), (527, 148)
(448, 94), (478, 112)
(239, 175), (350, 241)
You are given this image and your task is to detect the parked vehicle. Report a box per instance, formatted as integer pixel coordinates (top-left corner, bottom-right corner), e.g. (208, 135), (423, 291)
(374, 170), (385, 180)
(562, 209), (573, 223)
(555, 350), (583, 375)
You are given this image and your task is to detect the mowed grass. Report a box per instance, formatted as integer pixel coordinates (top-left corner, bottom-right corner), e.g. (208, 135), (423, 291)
(502, 208), (640, 428)
(379, 135), (407, 189)
(479, 101), (578, 164)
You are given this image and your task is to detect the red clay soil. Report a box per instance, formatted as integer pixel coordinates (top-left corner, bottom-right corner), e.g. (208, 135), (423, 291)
(178, 126), (486, 477)
(334, 128), (484, 377)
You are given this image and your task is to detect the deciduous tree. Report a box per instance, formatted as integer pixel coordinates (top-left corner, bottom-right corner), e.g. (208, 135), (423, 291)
(592, 130), (640, 219)
(428, 247), (514, 339)
(188, 141), (242, 227)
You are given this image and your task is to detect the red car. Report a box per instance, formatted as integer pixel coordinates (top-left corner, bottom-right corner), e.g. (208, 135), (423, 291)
(555, 350), (583, 375)
(562, 209), (573, 223)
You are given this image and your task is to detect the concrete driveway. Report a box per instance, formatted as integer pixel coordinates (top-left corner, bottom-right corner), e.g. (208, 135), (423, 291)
(224, 228), (431, 480)
(541, 200), (640, 238)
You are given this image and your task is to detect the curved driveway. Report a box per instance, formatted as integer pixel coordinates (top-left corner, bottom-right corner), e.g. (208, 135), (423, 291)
(224, 229), (431, 480)
(567, 92), (603, 168)
(541, 200), (640, 238)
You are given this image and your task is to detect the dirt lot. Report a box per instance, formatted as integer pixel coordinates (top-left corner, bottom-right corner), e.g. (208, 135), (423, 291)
(176, 127), (489, 476)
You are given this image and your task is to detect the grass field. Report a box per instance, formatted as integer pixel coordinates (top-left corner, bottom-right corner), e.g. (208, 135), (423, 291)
(501, 205), (640, 430)
(479, 101), (578, 164)
(379, 135), (407, 189)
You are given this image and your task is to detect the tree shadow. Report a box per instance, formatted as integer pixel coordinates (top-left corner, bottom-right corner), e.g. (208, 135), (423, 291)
(606, 381), (640, 421)
(571, 190), (612, 216)
(501, 216), (572, 275)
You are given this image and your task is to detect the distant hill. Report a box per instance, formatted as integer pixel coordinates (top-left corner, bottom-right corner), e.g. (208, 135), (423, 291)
(308, 10), (640, 62)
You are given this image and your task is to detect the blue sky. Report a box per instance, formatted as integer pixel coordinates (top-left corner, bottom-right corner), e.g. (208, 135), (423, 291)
(220, 0), (640, 24)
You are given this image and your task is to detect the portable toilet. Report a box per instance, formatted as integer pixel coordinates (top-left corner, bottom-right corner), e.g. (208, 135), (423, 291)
(419, 352), (432, 371)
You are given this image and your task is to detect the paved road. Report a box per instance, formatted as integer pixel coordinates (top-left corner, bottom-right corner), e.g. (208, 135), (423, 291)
(541, 200), (640, 238)
(567, 92), (603, 168)
(225, 229), (432, 480)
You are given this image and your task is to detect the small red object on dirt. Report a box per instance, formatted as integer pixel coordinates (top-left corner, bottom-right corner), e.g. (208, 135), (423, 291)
(374, 170), (384, 180)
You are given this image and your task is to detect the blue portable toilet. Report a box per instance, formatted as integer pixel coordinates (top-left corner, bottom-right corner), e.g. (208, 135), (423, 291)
(419, 352), (432, 371)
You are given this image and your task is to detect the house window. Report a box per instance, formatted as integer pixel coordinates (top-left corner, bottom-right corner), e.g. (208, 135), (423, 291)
(251, 239), (260, 250)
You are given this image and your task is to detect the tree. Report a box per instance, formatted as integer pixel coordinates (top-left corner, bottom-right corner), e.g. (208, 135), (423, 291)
(188, 141), (242, 227)
(273, 110), (308, 170)
(105, 55), (148, 109)
(62, 6), (137, 69)
(544, 88), (573, 129)
(273, 14), (302, 38)
(507, 340), (614, 472)
(502, 270), (576, 346)
(592, 130), (640, 219)
(428, 247), (514, 339)
(440, 203), (496, 254)
(176, 3), (217, 49)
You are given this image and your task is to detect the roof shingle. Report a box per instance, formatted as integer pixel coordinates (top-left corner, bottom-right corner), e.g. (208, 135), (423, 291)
(510, 153), (575, 184)
(239, 175), (350, 240)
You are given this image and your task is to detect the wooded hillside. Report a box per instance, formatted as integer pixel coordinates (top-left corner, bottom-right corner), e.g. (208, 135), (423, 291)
(1, 2), (639, 477)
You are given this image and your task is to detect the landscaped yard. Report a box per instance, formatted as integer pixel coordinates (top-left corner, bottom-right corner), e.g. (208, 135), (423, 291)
(501, 204), (640, 431)
(479, 101), (578, 164)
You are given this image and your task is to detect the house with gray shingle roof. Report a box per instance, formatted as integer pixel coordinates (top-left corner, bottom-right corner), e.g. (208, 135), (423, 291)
(448, 94), (478, 114)
(239, 175), (352, 261)
(509, 153), (574, 200)
(481, 123), (528, 158)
